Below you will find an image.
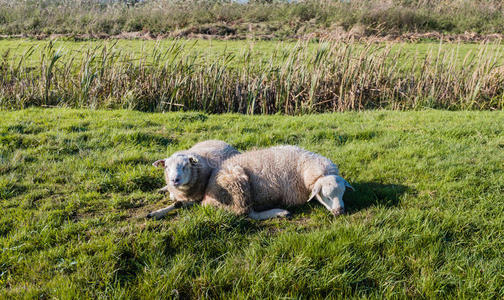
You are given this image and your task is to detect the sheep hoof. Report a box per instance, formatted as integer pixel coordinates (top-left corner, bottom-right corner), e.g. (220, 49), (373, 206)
(278, 211), (292, 218)
(146, 212), (165, 220)
(331, 208), (345, 216)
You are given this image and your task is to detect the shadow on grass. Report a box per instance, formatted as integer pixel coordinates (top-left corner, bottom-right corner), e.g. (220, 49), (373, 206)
(157, 182), (410, 260)
(154, 181), (410, 225)
(287, 181), (410, 216)
(344, 181), (410, 213)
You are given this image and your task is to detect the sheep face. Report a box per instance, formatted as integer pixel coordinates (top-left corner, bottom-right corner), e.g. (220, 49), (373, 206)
(310, 175), (354, 216)
(153, 154), (199, 190)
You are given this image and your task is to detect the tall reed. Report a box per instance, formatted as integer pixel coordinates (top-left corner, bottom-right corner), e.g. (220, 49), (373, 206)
(0, 40), (503, 114)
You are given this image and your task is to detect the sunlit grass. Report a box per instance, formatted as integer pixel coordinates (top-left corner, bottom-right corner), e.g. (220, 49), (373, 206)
(1, 108), (503, 297)
(1, 38), (502, 67)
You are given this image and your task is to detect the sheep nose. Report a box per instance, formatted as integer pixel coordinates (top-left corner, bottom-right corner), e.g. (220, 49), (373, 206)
(331, 207), (345, 216)
(172, 178), (180, 185)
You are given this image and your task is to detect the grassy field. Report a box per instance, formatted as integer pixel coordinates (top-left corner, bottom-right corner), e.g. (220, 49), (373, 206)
(1, 108), (503, 298)
(1, 39), (504, 113)
(1, 38), (503, 67)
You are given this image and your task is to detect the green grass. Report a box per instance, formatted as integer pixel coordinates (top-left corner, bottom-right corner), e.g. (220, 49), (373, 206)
(1, 108), (503, 298)
(1, 38), (503, 68)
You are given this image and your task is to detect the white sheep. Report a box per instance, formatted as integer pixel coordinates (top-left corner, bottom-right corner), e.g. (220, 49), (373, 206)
(202, 145), (354, 220)
(148, 140), (239, 219)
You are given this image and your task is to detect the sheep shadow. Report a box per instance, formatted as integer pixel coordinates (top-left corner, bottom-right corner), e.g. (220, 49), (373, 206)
(344, 181), (410, 213)
(288, 181), (410, 216)
(156, 181), (410, 272)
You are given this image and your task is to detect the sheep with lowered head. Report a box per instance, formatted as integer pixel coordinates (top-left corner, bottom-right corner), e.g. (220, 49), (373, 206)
(148, 140), (239, 219)
(202, 145), (353, 220)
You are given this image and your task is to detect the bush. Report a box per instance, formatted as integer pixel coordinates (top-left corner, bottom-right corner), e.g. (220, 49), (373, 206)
(2, 0), (504, 37)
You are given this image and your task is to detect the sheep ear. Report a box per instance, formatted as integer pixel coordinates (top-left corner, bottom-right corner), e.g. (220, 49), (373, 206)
(153, 159), (166, 168)
(308, 184), (321, 202)
(188, 155), (198, 165)
(343, 179), (354, 191)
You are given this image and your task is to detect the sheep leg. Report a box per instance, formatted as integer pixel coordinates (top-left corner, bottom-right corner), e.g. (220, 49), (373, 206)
(147, 201), (194, 219)
(248, 209), (291, 220)
(147, 203), (178, 219)
(157, 185), (170, 193)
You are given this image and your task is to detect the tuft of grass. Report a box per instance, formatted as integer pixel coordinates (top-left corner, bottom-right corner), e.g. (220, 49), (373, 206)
(0, 108), (503, 297)
(1, 39), (504, 113)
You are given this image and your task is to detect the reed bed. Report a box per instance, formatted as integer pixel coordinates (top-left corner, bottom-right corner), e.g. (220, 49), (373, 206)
(1, 40), (503, 114)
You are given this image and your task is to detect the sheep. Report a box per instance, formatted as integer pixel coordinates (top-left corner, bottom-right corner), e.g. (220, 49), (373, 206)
(148, 140), (240, 219)
(202, 145), (354, 220)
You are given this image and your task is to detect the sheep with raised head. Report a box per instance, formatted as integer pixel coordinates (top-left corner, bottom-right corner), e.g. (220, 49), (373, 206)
(202, 145), (353, 220)
(148, 140), (240, 219)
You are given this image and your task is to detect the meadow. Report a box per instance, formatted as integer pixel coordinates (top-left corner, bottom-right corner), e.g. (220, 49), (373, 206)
(1, 0), (504, 298)
(1, 108), (503, 298)
(1, 39), (504, 113)
(2, 38), (503, 66)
